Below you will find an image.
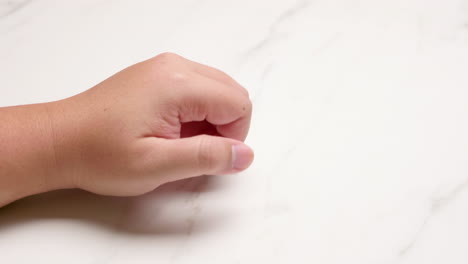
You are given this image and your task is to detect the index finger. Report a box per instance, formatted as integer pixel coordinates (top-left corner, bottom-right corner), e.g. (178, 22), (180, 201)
(176, 74), (252, 142)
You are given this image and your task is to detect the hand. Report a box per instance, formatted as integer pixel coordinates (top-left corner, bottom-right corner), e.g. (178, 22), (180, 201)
(49, 53), (254, 196)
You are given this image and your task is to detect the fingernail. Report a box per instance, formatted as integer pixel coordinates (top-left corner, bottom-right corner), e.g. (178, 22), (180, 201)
(232, 144), (254, 170)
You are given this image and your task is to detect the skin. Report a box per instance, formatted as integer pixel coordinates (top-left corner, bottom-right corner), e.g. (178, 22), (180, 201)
(0, 52), (254, 207)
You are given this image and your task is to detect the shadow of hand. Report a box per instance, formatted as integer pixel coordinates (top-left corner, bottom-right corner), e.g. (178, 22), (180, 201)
(0, 175), (229, 237)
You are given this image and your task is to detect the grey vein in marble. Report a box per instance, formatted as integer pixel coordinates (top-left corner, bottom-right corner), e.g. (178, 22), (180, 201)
(0, 0), (31, 19)
(243, 0), (311, 57)
(430, 179), (468, 215)
(399, 178), (468, 257)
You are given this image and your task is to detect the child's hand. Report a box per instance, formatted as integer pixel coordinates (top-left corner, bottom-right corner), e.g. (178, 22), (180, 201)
(48, 53), (254, 197)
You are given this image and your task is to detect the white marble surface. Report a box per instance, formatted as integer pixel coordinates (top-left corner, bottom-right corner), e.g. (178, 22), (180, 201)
(1, 0), (468, 263)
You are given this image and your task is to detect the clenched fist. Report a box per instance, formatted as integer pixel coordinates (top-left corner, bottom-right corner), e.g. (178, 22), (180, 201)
(0, 53), (254, 206)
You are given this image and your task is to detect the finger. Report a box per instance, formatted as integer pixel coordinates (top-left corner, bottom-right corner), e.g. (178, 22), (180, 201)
(176, 75), (252, 141)
(147, 135), (254, 182)
(216, 113), (252, 142)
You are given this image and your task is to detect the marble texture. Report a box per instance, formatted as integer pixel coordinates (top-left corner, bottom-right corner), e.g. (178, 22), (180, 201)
(1, 0), (468, 263)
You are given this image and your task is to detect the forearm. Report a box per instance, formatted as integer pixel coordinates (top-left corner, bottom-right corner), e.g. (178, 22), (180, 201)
(0, 103), (67, 207)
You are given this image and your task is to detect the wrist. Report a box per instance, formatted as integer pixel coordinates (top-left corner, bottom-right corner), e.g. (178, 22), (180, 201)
(0, 102), (74, 206)
(41, 101), (75, 190)
(42, 97), (91, 191)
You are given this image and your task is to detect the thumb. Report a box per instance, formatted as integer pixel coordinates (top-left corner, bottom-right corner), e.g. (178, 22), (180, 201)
(156, 135), (254, 181)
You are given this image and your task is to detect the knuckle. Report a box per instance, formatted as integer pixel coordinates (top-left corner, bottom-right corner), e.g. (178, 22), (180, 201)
(148, 53), (190, 86)
(209, 68), (249, 97)
(155, 52), (180, 62)
(213, 68), (231, 82)
(166, 71), (190, 85)
(147, 52), (181, 71)
(214, 69), (240, 89)
(241, 85), (250, 97)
